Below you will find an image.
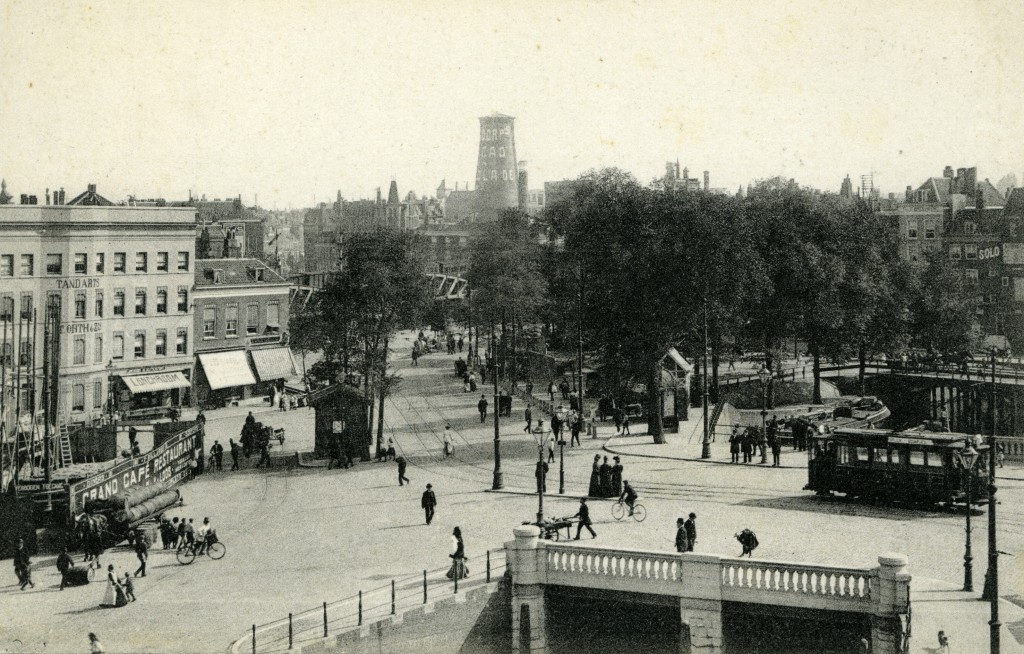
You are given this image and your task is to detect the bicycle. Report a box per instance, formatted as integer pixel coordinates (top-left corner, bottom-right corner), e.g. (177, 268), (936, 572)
(176, 538), (227, 565)
(611, 498), (646, 522)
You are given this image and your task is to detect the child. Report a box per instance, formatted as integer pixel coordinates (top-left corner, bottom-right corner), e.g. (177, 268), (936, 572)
(123, 572), (136, 602)
(735, 529), (759, 557)
(937, 630), (950, 653)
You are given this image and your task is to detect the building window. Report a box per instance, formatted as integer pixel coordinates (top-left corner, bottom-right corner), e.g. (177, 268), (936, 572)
(113, 252), (126, 272)
(73, 337), (86, 365)
(989, 267), (997, 278)
(965, 244), (978, 260)
(176, 328), (188, 354)
(19, 254), (33, 276)
(74, 253), (87, 274)
(907, 222), (918, 239)
(72, 384), (85, 412)
(156, 288), (167, 314)
(74, 292), (86, 319)
(246, 304), (259, 335)
(135, 252), (148, 272)
(94, 335), (103, 363)
(924, 220), (936, 239)
(1002, 276), (1010, 287)
(0, 295), (13, 321)
(225, 305), (238, 336)
(966, 269), (979, 284)
(113, 333), (124, 360)
(155, 329), (167, 356)
(0, 255), (12, 277)
(133, 331), (145, 358)
(46, 254), (62, 275)
(135, 289), (147, 315)
(156, 252), (169, 272)
(177, 251), (190, 271)
(20, 293), (33, 320)
(177, 287), (189, 312)
(93, 380), (103, 409)
(95, 291), (104, 318)
(965, 221), (977, 235)
(266, 302), (280, 334)
(203, 307), (217, 338)
(949, 246), (961, 260)
(113, 290), (125, 316)
(95, 253), (105, 273)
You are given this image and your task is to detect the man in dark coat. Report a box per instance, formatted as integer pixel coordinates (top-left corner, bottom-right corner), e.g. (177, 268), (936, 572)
(573, 498), (596, 539)
(229, 439), (241, 470)
(133, 529), (149, 577)
(14, 538), (33, 589)
(421, 484), (437, 524)
(56, 547), (74, 590)
(478, 395), (488, 423)
(211, 440), (224, 471)
(675, 518), (690, 553)
(550, 412), (562, 441)
(684, 513), (697, 552)
(396, 456), (410, 486)
(771, 433), (782, 467)
(524, 405), (533, 433)
(535, 460), (549, 493)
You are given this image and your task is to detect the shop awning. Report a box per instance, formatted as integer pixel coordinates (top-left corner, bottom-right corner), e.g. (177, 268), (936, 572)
(198, 351), (257, 390)
(122, 371), (191, 394)
(250, 347), (296, 381)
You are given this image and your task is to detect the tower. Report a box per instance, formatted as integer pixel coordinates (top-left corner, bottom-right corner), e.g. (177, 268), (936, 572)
(474, 113), (519, 221)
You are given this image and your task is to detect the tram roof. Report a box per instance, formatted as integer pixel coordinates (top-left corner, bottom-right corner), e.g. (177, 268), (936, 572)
(830, 427), (990, 448)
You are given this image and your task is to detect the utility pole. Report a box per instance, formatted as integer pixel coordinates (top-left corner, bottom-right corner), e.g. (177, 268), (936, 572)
(491, 321), (503, 490)
(982, 348), (1001, 654)
(701, 296), (711, 459)
(42, 305), (51, 485)
(577, 266), (585, 416)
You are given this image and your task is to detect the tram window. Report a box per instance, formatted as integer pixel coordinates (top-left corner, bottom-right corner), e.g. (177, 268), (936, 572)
(837, 446), (851, 464)
(889, 449), (901, 465)
(926, 452), (944, 467)
(909, 451), (925, 466)
(856, 447), (870, 462)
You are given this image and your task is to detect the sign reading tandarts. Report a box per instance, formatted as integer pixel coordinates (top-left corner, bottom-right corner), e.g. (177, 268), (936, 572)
(69, 424), (202, 514)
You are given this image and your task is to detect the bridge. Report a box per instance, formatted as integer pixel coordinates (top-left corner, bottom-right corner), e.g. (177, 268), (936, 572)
(288, 271), (468, 307)
(506, 525), (910, 653)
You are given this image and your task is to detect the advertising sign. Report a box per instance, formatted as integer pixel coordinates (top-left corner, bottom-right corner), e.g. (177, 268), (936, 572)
(69, 424), (202, 514)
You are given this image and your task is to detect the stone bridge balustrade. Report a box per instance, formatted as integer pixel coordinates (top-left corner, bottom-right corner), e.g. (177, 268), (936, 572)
(505, 528), (910, 654)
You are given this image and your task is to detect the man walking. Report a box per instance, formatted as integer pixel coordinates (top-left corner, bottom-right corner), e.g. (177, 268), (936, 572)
(573, 498), (596, 540)
(211, 440), (224, 471)
(14, 538), (33, 589)
(675, 518), (691, 553)
(535, 459), (549, 493)
(684, 513), (697, 552)
(229, 439), (240, 470)
(478, 395), (488, 423)
(443, 424), (453, 458)
(421, 484), (437, 525)
(570, 413), (581, 447)
(57, 547), (73, 590)
(133, 528), (149, 577)
(396, 456), (410, 486)
(771, 433), (782, 467)
(524, 404), (533, 433)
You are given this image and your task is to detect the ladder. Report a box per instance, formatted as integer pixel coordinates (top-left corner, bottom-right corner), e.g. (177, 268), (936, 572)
(707, 391), (731, 440)
(57, 422), (74, 467)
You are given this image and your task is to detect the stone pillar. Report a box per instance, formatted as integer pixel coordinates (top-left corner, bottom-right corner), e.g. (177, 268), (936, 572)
(507, 525), (548, 652)
(678, 554), (724, 654)
(871, 554), (911, 654)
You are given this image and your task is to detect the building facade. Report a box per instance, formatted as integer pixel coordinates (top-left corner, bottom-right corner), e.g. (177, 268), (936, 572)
(0, 198), (196, 427)
(191, 258), (293, 407)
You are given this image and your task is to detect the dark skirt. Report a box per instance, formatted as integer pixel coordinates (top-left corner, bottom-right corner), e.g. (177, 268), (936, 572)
(588, 467), (601, 497)
(599, 468), (612, 497)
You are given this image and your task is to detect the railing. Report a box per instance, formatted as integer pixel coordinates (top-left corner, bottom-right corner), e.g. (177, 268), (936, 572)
(233, 547), (507, 653)
(720, 558), (874, 606)
(546, 544), (682, 595)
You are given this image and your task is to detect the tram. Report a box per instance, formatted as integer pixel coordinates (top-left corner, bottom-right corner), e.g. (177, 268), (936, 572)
(804, 425), (990, 506)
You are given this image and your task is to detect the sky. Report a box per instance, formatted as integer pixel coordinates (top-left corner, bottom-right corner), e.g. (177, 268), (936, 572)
(1, 0), (1022, 209)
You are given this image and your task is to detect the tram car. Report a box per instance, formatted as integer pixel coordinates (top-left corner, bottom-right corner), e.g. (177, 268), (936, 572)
(805, 425), (989, 506)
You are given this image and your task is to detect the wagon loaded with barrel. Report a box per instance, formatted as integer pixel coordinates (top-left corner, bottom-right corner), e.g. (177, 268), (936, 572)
(72, 482), (183, 554)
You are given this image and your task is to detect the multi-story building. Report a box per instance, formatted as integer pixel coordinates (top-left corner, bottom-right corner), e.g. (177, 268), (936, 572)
(0, 187), (196, 426)
(191, 258), (293, 407)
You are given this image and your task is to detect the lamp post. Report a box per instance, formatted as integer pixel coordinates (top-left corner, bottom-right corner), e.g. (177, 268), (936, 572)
(491, 321), (503, 490)
(758, 365), (770, 464)
(558, 408), (566, 495)
(982, 347), (1001, 654)
(701, 296), (711, 459)
(955, 439), (979, 592)
(533, 422), (546, 525)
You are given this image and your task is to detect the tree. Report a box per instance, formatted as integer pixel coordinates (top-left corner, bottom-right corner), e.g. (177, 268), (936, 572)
(911, 250), (981, 356)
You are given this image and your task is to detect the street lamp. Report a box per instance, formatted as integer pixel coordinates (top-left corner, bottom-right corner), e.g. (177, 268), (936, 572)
(557, 408), (566, 495)
(982, 347), (1001, 654)
(532, 421), (547, 525)
(758, 365), (771, 464)
(491, 321), (503, 490)
(955, 439), (980, 592)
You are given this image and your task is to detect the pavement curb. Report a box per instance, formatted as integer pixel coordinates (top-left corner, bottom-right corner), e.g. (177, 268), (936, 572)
(601, 438), (806, 470)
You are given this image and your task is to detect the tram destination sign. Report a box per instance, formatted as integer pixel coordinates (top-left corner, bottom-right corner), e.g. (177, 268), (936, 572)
(69, 424), (202, 514)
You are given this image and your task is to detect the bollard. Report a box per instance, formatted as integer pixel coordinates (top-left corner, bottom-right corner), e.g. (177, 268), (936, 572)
(358, 590), (363, 626)
(454, 568), (459, 594)
(323, 602), (328, 637)
(486, 550), (491, 583)
(423, 570), (427, 604)
(252, 624), (256, 654)
(288, 613), (293, 650)
(391, 580), (396, 615)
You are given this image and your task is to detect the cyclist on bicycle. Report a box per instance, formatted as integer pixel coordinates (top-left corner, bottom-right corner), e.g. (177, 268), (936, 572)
(619, 480), (638, 516)
(196, 517), (215, 555)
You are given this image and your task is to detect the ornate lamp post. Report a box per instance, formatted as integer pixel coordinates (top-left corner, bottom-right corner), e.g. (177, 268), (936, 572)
(758, 365), (771, 464)
(491, 322), (503, 490)
(532, 421), (546, 525)
(557, 407), (566, 495)
(955, 439), (979, 592)
(982, 347), (1001, 654)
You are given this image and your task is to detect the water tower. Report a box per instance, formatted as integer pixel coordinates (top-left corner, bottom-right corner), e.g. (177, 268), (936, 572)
(474, 113), (519, 221)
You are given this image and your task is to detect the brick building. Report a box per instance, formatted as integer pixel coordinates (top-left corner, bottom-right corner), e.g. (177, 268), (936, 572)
(0, 188), (196, 427)
(191, 258), (293, 407)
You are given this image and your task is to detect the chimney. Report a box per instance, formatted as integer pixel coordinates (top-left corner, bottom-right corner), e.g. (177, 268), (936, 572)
(905, 185), (913, 202)
(45, 188), (50, 205)
(59, 188), (66, 204)
(29, 195), (37, 205)
(943, 166), (954, 178)
(675, 160), (680, 179)
(976, 184), (985, 210)
(88, 183), (97, 194)
(703, 171), (710, 191)
(20, 194), (28, 204)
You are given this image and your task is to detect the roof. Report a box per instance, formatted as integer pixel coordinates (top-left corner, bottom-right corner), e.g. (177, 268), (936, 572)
(481, 112), (514, 120)
(1004, 188), (1024, 216)
(67, 184), (114, 206)
(194, 198), (254, 223)
(194, 258), (288, 287)
(387, 181), (400, 205)
(977, 179), (1005, 208)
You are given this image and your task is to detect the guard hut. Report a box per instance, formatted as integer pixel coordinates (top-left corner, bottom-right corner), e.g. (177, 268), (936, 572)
(661, 347), (693, 430)
(309, 383), (370, 460)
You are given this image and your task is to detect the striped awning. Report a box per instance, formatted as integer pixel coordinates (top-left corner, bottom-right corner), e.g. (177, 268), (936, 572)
(249, 347), (296, 381)
(198, 351), (257, 390)
(122, 371), (190, 394)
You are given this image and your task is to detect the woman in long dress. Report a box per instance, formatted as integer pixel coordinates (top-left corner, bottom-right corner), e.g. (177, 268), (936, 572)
(588, 455), (601, 497)
(446, 527), (468, 580)
(100, 565), (126, 608)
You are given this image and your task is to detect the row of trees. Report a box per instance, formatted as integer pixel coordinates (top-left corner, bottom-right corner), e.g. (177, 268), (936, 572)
(467, 169), (980, 442)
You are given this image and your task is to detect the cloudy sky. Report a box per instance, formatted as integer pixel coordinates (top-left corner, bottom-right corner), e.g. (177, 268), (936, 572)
(1, 0), (1021, 208)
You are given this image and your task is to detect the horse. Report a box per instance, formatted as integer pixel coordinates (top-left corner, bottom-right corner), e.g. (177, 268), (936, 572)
(74, 513), (110, 565)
